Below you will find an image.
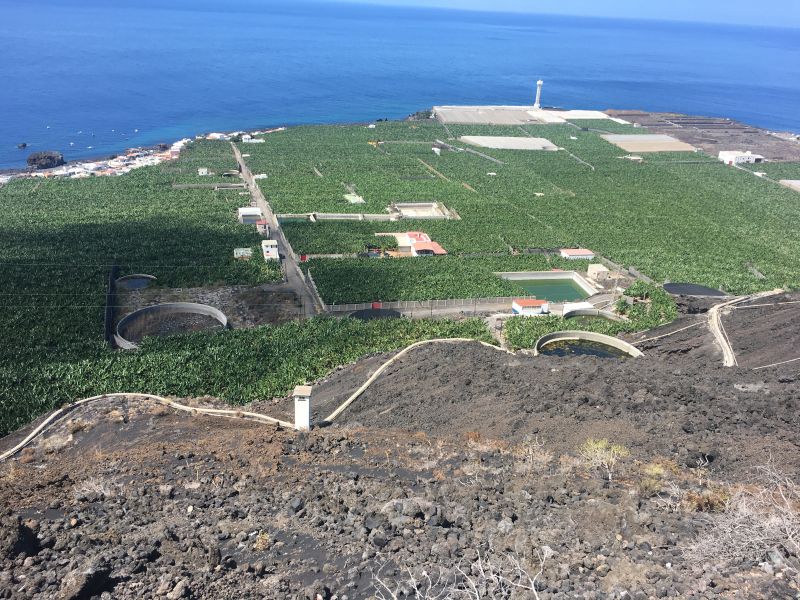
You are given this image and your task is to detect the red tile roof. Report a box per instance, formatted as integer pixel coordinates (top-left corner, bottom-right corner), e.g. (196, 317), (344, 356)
(514, 299), (548, 307)
(413, 241), (447, 255)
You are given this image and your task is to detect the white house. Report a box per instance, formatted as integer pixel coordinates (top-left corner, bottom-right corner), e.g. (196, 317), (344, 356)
(238, 207), (263, 224)
(261, 240), (279, 261)
(512, 299), (550, 316)
(198, 167), (209, 177)
(560, 248), (595, 260)
(718, 150), (764, 166)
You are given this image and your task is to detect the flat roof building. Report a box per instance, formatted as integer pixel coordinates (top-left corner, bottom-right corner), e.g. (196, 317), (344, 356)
(238, 207), (263, 224)
(718, 150), (765, 165)
(560, 248), (595, 260)
(512, 298), (550, 316)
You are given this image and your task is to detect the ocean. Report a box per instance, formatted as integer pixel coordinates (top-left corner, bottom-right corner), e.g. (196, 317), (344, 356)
(1, 0), (799, 169)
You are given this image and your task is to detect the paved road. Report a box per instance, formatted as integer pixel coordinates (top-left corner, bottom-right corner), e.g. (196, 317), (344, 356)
(231, 143), (322, 318)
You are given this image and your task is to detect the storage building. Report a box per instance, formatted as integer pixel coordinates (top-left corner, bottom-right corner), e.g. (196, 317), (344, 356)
(560, 248), (595, 260)
(238, 207), (263, 224)
(261, 240), (279, 261)
(512, 299), (550, 316)
(718, 150), (764, 166)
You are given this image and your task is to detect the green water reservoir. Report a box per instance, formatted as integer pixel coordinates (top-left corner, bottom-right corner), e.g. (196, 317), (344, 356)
(512, 278), (589, 302)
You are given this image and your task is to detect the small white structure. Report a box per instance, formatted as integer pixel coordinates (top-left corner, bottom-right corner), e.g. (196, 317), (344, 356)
(718, 150), (765, 166)
(560, 248), (595, 260)
(534, 80), (543, 109)
(512, 298), (550, 316)
(432, 147), (441, 156)
(198, 168), (209, 177)
(587, 263), (610, 281)
(368, 124), (377, 129)
(242, 138), (265, 144)
(344, 193), (365, 204)
(293, 385), (312, 431)
(233, 248), (253, 260)
(238, 207), (263, 224)
(261, 239), (279, 261)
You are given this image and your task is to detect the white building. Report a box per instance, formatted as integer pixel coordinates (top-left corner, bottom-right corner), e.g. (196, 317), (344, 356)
(718, 150), (764, 166)
(560, 248), (595, 260)
(587, 263), (610, 281)
(198, 168), (209, 177)
(238, 207), (263, 224)
(261, 240), (279, 261)
(512, 299), (550, 316)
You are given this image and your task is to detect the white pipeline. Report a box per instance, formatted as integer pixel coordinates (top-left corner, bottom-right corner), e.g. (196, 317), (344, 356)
(0, 393), (294, 462)
(323, 338), (510, 423)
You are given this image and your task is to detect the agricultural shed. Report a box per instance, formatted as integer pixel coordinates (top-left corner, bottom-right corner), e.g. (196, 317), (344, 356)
(412, 241), (447, 256)
(238, 207), (263, 224)
(233, 248), (253, 260)
(512, 299), (550, 316)
(560, 248), (595, 260)
(718, 150), (765, 165)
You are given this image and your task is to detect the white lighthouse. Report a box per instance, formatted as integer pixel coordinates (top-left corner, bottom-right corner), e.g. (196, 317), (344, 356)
(533, 79), (544, 109)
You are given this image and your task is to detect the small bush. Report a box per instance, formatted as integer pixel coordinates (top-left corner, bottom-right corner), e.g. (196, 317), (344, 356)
(579, 439), (630, 482)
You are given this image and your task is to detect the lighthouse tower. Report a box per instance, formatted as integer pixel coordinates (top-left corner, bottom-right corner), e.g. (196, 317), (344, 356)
(533, 80), (544, 109)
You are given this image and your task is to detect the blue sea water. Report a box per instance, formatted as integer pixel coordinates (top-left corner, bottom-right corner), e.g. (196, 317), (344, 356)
(1, 0), (799, 169)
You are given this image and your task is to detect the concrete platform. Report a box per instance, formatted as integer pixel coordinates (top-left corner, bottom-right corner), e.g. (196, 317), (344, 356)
(602, 134), (696, 153)
(433, 106), (617, 126)
(460, 136), (558, 151)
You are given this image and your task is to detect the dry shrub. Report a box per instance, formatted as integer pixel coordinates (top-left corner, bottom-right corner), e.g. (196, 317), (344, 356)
(465, 431), (481, 444)
(253, 531), (271, 552)
(372, 544), (554, 600)
(67, 418), (91, 434)
(512, 436), (553, 474)
(684, 487), (730, 512)
(686, 464), (800, 567)
(637, 460), (679, 498)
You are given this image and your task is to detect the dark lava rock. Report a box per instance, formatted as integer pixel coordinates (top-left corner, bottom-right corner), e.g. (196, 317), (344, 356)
(59, 561), (113, 600)
(26, 151), (65, 170)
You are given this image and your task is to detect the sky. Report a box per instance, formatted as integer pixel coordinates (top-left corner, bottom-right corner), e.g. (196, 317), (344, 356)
(339, 0), (800, 28)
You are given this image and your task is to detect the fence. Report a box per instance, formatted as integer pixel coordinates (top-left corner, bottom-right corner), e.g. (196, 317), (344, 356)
(323, 296), (518, 315)
(104, 265), (120, 346)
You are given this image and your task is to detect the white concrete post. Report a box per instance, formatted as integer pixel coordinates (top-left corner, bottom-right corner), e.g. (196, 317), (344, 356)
(534, 80), (544, 109)
(293, 385), (312, 431)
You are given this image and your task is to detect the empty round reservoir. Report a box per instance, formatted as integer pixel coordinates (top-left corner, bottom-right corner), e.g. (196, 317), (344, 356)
(115, 302), (228, 349)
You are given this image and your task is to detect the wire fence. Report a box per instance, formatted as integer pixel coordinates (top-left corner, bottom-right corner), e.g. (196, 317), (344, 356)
(323, 296), (518, 314)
